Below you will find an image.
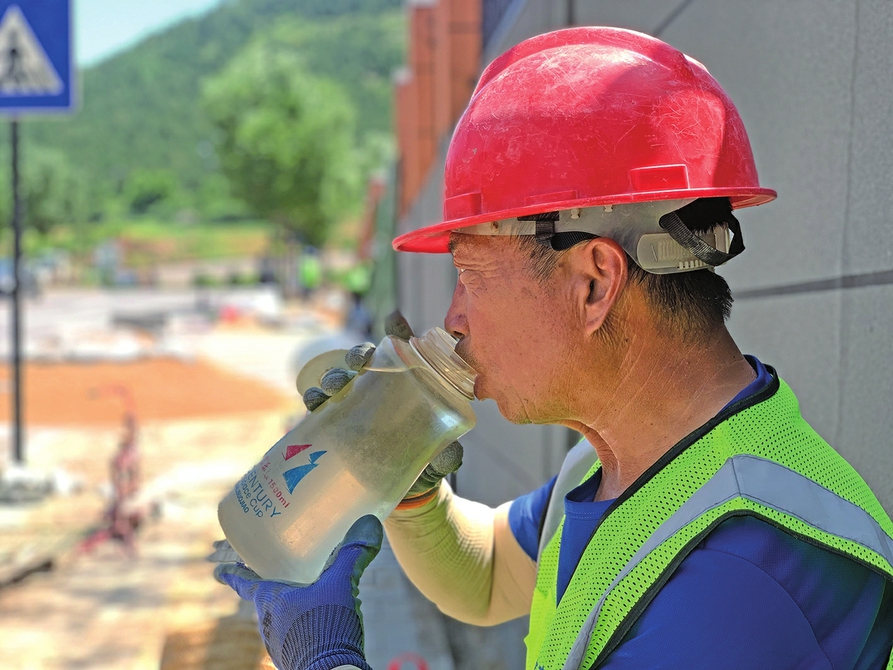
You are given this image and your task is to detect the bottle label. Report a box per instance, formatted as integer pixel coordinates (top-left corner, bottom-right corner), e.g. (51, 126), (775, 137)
(231, 444), (327, 520)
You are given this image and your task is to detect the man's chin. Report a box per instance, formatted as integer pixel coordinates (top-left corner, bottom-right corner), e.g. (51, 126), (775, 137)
(480, 389), (533, 425)
(498, 406), (533, 425)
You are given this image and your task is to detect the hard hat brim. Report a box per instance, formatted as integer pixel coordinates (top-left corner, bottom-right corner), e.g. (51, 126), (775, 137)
(393, 188), (776, 254)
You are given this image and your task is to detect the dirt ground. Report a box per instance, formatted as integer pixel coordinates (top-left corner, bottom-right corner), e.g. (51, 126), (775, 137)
(0, 346), (302, 668)
(0, 411), (289, 669)
(0, 356), (293, 426)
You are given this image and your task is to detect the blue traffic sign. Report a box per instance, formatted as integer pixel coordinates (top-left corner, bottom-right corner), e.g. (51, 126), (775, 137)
(0, 0), (73, 114)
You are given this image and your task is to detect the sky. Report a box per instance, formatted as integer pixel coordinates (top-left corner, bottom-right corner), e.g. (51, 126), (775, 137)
(75, 0), (226, 67)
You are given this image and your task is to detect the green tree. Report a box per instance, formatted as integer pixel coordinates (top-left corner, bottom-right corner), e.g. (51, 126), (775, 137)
(22, 148), (88, 236)
(21, 1), (403, 221)
(123, 168), (180, 214)
(202, 42), (361, 245)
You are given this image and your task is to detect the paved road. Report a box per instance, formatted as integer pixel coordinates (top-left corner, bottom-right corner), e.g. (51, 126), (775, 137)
(0, 287), (205, 346)
(0, 286), (345, 395)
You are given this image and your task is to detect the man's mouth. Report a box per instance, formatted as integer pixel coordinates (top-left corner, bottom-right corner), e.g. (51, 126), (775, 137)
(454, 341), (476, 371)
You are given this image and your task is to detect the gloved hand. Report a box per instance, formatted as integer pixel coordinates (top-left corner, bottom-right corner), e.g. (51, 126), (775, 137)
(301, 311), (463, 509)
(214, 515), (382, 670)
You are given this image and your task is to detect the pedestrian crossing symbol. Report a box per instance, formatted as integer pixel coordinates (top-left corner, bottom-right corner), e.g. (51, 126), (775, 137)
(0, 4), (63, 95)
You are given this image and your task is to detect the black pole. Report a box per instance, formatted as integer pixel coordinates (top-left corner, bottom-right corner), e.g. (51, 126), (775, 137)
(10, 119), (23, 464)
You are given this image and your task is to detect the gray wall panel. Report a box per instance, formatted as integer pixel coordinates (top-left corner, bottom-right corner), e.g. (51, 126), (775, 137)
(727, 290), (842, 443)
(396, 252), (423, 329)
(395, 247), (455, 344)
(662, 0), (855, 291)
(457, 401), (557, 506)
(483, 0), (561, 63)
(396, 151), (453, 333)
(837, 285), (893, 515)
(844, 0), (893, 275)
(574, 0), (692, 34)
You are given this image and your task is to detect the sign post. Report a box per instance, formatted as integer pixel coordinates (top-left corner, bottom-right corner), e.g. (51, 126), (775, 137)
(0, 0), (74, 464)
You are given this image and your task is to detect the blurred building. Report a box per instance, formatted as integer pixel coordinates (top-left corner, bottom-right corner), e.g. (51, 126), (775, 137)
(367, 0), (893, 661)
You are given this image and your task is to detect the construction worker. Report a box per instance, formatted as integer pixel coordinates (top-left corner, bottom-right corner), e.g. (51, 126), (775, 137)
(216, 28), (893, 669)
(80, 390), (142, 557)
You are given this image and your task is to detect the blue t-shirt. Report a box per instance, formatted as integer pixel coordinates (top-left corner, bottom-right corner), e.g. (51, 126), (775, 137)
(508, 357), (893, 668)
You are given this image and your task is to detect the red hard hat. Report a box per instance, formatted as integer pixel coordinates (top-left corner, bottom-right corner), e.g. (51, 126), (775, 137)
(393, 26), (776, 253)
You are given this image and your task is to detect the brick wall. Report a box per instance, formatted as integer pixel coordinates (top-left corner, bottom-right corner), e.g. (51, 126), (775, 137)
(396, 0), (481, 217)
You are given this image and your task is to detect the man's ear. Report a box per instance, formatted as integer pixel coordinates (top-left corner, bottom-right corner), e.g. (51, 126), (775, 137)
(575, 238), (628, 336)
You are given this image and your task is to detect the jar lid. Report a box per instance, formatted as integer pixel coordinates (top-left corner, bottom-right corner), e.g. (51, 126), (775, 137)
(410, 327), (476, 399)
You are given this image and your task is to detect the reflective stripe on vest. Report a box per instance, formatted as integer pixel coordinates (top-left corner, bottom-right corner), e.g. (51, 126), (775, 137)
(527, 375), (893, 670)
(538, 440), (598, 563)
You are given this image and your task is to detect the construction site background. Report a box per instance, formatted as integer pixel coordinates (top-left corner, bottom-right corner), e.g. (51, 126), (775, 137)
(5, 0), (893, 667)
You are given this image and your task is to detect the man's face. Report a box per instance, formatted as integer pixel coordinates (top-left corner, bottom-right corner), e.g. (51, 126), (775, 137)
(444, 234), (579, 424)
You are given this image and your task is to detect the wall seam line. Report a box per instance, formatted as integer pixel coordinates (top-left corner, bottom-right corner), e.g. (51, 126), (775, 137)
(834, 0), (862, 448)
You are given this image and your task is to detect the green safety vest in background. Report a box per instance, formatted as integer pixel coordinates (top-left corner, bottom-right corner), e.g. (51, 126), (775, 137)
(526, 373), (893, 670)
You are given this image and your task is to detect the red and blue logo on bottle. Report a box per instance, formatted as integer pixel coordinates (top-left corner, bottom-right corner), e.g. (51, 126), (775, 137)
(281, 444), (327, 494)
(234, 443), (327, 519)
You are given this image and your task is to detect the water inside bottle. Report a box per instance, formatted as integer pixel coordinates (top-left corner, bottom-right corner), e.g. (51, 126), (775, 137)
(220, 328), (476, 584)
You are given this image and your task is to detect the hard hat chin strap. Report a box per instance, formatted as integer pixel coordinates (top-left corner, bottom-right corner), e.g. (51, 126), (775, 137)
(658, 211), (744, 267)
(523, 212), (602, 251)
(522, 211), (559, 246)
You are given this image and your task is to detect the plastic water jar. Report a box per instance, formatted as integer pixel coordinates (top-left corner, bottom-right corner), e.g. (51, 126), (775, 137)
(217, 327), (476, 583)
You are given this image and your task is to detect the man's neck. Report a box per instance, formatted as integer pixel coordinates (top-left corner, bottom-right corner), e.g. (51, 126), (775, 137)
(569, 327), (756, 501)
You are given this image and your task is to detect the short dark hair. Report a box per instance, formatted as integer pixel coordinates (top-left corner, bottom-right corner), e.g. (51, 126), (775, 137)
(514, 235), (572, 284)
(514, 198), (736, 337)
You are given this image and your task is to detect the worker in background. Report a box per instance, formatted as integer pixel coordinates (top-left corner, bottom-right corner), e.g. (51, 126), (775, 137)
(298, 247), (322, 303)
(79, 410), (141, 557)
(216, 27), (893, 669)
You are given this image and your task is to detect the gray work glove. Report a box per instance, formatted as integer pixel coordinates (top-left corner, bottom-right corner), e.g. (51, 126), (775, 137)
(300, 311), (463, 508)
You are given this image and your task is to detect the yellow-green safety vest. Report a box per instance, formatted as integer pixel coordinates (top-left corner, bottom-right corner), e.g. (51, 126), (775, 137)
(526, 372), (893, 670)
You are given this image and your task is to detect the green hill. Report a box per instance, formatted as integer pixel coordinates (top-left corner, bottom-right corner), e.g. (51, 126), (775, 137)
(17, 0), (404, 221)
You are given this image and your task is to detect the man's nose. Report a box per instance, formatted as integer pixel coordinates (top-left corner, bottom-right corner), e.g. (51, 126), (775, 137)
(444, 280), (467, 339)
